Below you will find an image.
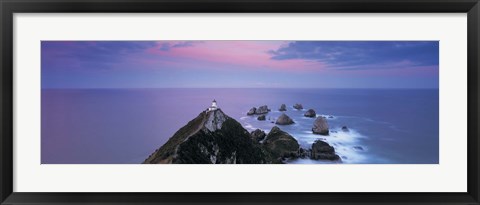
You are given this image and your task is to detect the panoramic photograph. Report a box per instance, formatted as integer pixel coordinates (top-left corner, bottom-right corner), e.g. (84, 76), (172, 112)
(41, 41), (439, 164)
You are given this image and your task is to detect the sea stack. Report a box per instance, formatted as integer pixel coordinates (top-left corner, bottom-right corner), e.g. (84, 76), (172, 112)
(275, 113), (295, 125)
(247, 107), (256, 115)
(257, 115), (266, 121)
(279, 104), (287, 111)
(304, 109), (316, 118)
(312, 116), (329, 135)
(263, 126), (300, 161)
(311, 140), (340, 160)
(255, 105), (270, 115)
(293, 103), (303, 110)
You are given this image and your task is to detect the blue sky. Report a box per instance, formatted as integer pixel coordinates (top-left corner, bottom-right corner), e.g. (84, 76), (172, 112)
(41, 41), (439, 89)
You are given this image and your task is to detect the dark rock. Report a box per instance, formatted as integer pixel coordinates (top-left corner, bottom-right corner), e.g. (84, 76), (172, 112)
(275, 113), (295, 125)
(311, 140), (340, 161)
(255, 105), (269, 115)
(247, 107), (256, 115)
(304, 109), (316, 118)
(328, 115), (334, 118)
(250, 129), (266, 142)
(257, 115), (266, 121)
(298, 148), (310, 158)
(279, 104), (287, 111)
(312, 117), (329, 135)
(293, 103), (303, 110)
(263, 126), (300, 162)
(143, 109), (272, 164)
(341, 126), (349, 132)
(353, 146), (364, 151)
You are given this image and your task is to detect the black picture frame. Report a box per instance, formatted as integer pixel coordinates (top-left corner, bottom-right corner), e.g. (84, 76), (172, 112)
(1, 0), (479, 204)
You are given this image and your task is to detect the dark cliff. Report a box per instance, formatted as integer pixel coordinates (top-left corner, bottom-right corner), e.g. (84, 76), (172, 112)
(143, 109), (271, 164)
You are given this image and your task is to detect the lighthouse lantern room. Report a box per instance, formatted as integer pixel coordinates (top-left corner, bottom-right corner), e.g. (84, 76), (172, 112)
(208, 99), (218, 112)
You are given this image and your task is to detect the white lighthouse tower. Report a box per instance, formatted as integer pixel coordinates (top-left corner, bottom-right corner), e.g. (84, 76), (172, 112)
(207, 99), (218, 112)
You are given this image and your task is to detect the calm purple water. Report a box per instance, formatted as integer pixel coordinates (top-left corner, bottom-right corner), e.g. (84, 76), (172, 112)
(41, 88), (439, 164)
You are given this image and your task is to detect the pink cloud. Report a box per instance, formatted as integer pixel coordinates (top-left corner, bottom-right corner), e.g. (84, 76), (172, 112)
(145, 41), (325, 71)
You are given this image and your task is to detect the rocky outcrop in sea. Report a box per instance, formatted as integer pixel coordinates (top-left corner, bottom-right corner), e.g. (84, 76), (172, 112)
(255, 105), (270, 115)
(263, 126), (300, 162)
(275, 113), (294, 125)
(312, 116), (329, 135)
(311, 140), (340, 160)
(257, 115), (266, 121)
(247, 107), (256, 115)
(293, 103), (303, 110)
(279, 104), (287, 111)
(304, 109), (316, 118)
(247, 105), (271, 115)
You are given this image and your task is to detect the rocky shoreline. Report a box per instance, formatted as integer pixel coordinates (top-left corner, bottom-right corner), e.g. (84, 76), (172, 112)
(143, 102), (350, 164)
(245, 103), (343, 162)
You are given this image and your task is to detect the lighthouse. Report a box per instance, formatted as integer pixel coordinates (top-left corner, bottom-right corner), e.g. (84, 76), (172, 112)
(207, 99), (218, 112)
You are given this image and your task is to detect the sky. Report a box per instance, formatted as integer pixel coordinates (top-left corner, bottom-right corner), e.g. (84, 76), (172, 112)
(41, 41), (439, 89)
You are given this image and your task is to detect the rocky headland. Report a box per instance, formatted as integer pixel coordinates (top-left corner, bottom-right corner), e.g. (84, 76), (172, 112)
(144, 105), (342, 164)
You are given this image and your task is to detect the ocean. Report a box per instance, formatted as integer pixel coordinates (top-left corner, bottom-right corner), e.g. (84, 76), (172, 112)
(41, 88), (439, 164)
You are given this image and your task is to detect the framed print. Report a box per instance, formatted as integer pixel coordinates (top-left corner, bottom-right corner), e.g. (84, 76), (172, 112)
(1, 0), (479, 204)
